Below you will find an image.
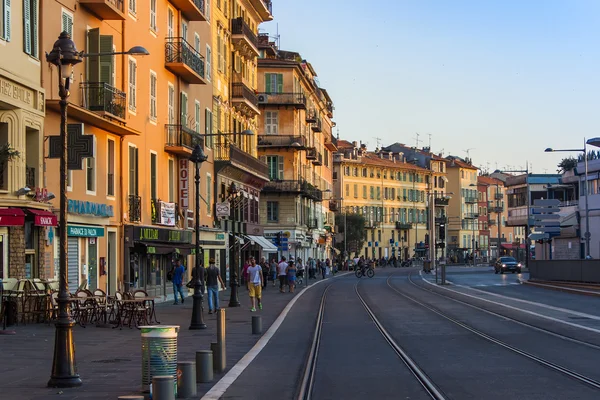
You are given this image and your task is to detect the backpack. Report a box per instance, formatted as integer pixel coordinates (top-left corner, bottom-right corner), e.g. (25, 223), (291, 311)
(167, 266), (174, 281)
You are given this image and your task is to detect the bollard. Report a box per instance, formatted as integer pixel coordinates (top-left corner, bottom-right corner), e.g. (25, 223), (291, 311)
(152, 375), (175, 400)
(216, 308), (227, 372)
(210, 342), (221, 373)
(252, 315), (262, 335)
(177, 361), (196, 398)
(196, 350), (213, 383)
(118, 396), (144, 400)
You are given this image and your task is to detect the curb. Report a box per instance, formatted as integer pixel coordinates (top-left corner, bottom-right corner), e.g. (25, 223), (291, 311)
(521, 280), (600, 298)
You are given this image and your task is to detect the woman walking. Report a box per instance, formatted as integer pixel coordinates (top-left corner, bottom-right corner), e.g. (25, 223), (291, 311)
(286, 261), (297, 293)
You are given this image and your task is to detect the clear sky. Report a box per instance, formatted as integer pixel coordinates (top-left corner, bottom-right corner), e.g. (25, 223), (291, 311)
(261, 0), (600, 174)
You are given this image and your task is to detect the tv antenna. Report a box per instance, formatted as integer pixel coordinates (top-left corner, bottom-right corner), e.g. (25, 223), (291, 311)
(414, 133), (421, 149)
(464, 148), (474, 160)
(373, 137), (382, 149)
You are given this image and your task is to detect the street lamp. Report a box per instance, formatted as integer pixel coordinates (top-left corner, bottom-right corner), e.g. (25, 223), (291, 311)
(545, 137), (600, 259)
(189, 144), (208, 330)
(45, 32), (148, 388)
(227, 183), (241, 307)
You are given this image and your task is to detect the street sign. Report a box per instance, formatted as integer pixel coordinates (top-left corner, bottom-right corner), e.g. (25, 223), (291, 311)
(216, 202), (230, 218)
(532, 207), (560, 214)
(534, 199), (561, 207)
(535, 220), (560, 227)
(534, 214), (560, 220)
(529, 233), (550, 240)
(538, 226), (561, 234)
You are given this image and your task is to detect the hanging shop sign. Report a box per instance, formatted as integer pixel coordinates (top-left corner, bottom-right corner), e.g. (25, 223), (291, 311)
(160, 201), (176, 226)
(179, 160), (189, 209)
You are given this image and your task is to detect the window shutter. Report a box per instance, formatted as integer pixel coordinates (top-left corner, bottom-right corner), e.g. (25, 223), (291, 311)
(86, 28), (100, 83)
(204, 109), (210, 135)
(99, 35), (113, 84)
(278, 156), (284, 180)
(265, 73), (271, 93)
(180, 92), (188, 127)
(31, 0), (37, 55)
(276, 73), (283, 93)
(23, 0), (30, 53)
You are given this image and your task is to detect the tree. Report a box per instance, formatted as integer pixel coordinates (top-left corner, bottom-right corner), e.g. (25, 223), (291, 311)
(0, 144), (20, 162)
(335, 213), (367, 257)
(557, 156), (577, 173)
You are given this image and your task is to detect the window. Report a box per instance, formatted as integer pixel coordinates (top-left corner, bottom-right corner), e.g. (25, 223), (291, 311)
(265, 73), (283, 93)
(353, 184), (358, 198)
(128, 58), (137, 111)
(86, 148), (96, 194)
(150, 152), (157, 200)
(150, 0), (156, 31)
(23, 0), (38, 57)
(128, 145), (138, 195)
(181, 21), (187, 41)
(266, 155), (283, 180)
(195, 101), (201, 133)
(206, 45), (212, 82)
(267, 201), (279, 222)
(205, 108), (213, 147)
(168, 83), (175, 124)
(363, 185), (367, 199)
(149, 72), (157, 121)
(168, 159), (174, 202)
(265, 111), (278, 134)
(206, 0), (210, 21)
(376, 187), (381, 200)
(370, 186), (374, 199)
(180, 92), (188, 128)
(217, 34), (223, 72)
(194, 33), (200, 52)
(61, 10), (73, 36)
(107, 139), (115, 196)
(167, 7), (174, 37)
(1, 0), (11, 40)
(128, 0), (136, 15)
(206, 173), (212, 215)
(345, 184), (349, 197)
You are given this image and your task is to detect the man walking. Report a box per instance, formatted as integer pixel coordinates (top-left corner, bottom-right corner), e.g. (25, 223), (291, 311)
(206, 258), (225, 314)
(277, 256), (289, 293)
(172, 259), (186, 305)
(260, 257), (269, 289)
(270, 258), (278, 287)
(247, 257), (262, 312)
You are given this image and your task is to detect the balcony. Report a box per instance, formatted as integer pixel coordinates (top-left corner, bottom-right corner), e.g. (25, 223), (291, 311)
(262, 180), (323, 202)
(366, 220), (381, 229)
(165, 37), (206, 84)
(435, 217), (447, 225)
(129, 195), (142, 223)
(231, 17), (259, 58)
(495, 193), (504, 200)
(26, 166), (35, 188)
(307, 218), (319, 230)
(464, 212), (478, 219)
(305, 108), (317, 123)
(325, 134), (337, 152)
(326, 101), (334, 118)
(214, 143), (269, 182)
(311, 118), (322, 132)
(80, 82), (126, 121)
(257, 92), (306, 109)
(165, 125), (202, 157)
(312, 152), (323, 166)
(306, 148), (317, 160)
(328, 200), (339, 212)
(231, 82), (260, 117)
(488, 219), (497, 226)
(257, 135), (306, 149)
(395, 222), (413, 230)
(434, 197), (450, 206)
(464, 196), (477, 204)
(169, 0), (207, 21)
(79, 0), (125, 20)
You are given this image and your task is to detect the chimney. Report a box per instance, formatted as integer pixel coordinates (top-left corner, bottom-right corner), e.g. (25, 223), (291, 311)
(352, 141), (358, 148)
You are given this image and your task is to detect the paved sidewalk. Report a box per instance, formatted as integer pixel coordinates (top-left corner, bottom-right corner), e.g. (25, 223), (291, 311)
(0, 276), (332, 399)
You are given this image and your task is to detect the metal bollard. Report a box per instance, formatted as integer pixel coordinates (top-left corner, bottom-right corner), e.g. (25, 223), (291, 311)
(196, 350), (213, 383)
(252, 315), (262, 334)
(216, 308), (227, 372)
(210, 342), (221, 373)
(177, 361), (196, 398)
(152, 375), (175, 400)
(118, 396), (144, 400)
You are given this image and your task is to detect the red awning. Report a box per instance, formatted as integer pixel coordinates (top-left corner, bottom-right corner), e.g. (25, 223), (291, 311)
(27, 209), (58, 227)
(0, 208), (25, 226)
(501, 243), (526, 250)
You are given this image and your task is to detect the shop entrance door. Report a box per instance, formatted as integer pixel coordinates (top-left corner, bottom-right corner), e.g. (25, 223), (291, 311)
(67, 237), (79, 292)
(107, 231), (117, 294)
(88, 238), (98, 291)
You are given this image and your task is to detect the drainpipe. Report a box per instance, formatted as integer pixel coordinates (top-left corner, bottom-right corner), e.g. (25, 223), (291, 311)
(121, 19), (129, 293)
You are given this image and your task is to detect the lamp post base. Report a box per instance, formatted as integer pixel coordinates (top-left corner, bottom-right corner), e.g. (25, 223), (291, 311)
(48, 319), (82, 388)
(228, 284), (240, 308)
(189, 288), (207, 330)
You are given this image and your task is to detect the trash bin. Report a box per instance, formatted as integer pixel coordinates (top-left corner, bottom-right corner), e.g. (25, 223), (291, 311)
(141, 325), (179, 395)
(423, 260), (431, 273)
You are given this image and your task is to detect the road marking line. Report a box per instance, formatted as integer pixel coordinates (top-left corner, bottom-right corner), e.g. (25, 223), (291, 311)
(418, 271), (600, 335)
(200, 273), (351, 400)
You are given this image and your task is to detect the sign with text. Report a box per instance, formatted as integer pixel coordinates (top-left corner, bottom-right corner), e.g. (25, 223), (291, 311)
(159, 201), (176, 226)
(179, 159), (189, 209)
(132, 226), (192, 244)
(68, 225), (105, 237)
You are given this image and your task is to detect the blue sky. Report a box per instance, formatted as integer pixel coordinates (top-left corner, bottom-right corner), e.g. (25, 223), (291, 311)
(262, 0), (600, 173)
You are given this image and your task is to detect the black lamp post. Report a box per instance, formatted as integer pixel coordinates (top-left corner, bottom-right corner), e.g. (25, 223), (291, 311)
(46, 32), (83, 389)
(189, 144), (208, 330)
(227, 183), (241, 308)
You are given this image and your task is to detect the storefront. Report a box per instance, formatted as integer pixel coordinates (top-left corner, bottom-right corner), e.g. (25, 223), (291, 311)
(124, 225), (194, 299)
(65, 225), (105, 293)
(198, 228), (228, 283)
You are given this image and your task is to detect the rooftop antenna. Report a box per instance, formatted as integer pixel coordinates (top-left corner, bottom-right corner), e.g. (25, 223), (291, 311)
(336, 127), (340, 140)
(373, 137), (382, 149)
(428, 133), (432, 150)
(464, 148), (474, 160)
(414, 133), (421, 149)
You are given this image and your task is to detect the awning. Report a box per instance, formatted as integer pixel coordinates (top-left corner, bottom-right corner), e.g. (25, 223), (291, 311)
(501, 243), (526, 250)
(27, 209), (58, 227)
(134, 242), (194, 256)
(0, 208), (25, 226)
(246, 235), (277, 252)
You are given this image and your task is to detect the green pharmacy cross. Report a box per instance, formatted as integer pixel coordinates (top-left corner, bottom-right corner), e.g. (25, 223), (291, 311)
(48, 124), (94, 170)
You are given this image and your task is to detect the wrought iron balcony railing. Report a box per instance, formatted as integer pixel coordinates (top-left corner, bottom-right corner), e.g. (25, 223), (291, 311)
(232, 82), (259, 108)
(214, 143), (269, 177)
(80, 82), (127, 119)
(495, 192), (504, 200)
(306, 108), (317, 123)
(262, 180), (323, 202)
(257, 135), (306, 149)
(464, 196), (478, 204)
(165, 37), (205, 82)
(434, 197), (450, 206)
(129, 195), (142, 222)
(306, 148), (317, 160)
(165, 124), (202, 155)
(257, 92), (306, 109)
(231, 17), (258, 50)
(395, 222), (413, 230)
(311, 118), (322, 132)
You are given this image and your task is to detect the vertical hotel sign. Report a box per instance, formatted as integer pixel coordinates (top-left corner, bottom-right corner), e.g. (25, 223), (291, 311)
(179, 159), (189, 209)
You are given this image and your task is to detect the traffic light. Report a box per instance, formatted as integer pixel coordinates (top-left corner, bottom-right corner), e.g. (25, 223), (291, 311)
(275, 231), (282, 248)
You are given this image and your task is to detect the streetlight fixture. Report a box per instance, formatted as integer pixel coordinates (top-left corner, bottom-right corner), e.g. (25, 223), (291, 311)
(45, 32), (148, 388)
(226, 183), (241, 307)
(189, 144), (208, 330)
(544, 137), (600, 259)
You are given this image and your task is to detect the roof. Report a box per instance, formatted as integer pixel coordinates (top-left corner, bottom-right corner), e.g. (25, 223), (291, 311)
(361, 153), (428, 171)
(336, 140), (354, 149)
(448, 158), (478, 170)
(477, 176), (503, 186)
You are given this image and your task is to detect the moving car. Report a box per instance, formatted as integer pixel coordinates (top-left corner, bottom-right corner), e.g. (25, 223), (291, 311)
(494, 256), (522, 274)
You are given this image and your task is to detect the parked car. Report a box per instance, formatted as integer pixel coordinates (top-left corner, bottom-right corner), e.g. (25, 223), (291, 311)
(494, 256), (522, 274)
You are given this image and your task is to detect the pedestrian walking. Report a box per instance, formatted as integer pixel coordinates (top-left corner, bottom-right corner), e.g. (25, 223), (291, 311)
(246, 257), (262, 312)
(319, 259), (326, 279)
(206, 258), (225, 314)
(171, 259), (186, 305)
(277, 256), (289, 293)
(308, 257), (316, 279)
(260, 257), (269, 289)
(270, 258), (278, 286)
(286, 261), (297, 293)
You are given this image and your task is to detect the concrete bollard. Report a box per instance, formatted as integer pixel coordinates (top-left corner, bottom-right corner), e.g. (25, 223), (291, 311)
(252, 315), (262, 335)
(152, 375), (175, 400)
(177, 361), (196, 398)
(117, 396), (144, 400)
(196, 350), (213, 383)
(210, 342), (221, 373)
(216, 309), (227, 370)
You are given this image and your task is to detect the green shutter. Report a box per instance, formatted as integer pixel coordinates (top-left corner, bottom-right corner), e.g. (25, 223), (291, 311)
(3, 0), (11, 41)
(31, 0), (37, 56)
(99, 35), (113, 84)
(265, 73), (271, 93)
(276, 73), (283, 93)
(23, 0), (30, 53)
(87, 28), (100, 83)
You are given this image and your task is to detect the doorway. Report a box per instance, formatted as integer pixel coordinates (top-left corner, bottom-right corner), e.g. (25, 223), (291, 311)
(0, 228), (7, 279)
(88, 238), (98, 291)
(107, 231), (117, 294)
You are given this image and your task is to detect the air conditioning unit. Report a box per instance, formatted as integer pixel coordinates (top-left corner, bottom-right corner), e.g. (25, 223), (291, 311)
(258, 94), (268, 103)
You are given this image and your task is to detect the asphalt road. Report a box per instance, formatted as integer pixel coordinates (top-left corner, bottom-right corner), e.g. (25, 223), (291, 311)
(218, 268), (600, 399)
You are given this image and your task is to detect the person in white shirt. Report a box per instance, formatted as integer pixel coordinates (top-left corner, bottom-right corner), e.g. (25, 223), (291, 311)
(277, 256), (289, 293)
(246, 257), (263, 312)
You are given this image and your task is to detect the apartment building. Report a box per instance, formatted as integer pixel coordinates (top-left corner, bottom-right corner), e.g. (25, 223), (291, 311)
(0, 0), (50, 280)
(478, 175), (507, 259)
(475, 176), (491, 259)
(256, 37), (336, 262)
(446, 156), (479, 263)
(210, 1), (274, 262)
(334, 141), (431, 260)
(41, 0), (220, 297)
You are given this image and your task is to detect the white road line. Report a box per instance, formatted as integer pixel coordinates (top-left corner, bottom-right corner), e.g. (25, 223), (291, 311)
(200, 273), (351, 400)
(418, 271), (600, 335)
